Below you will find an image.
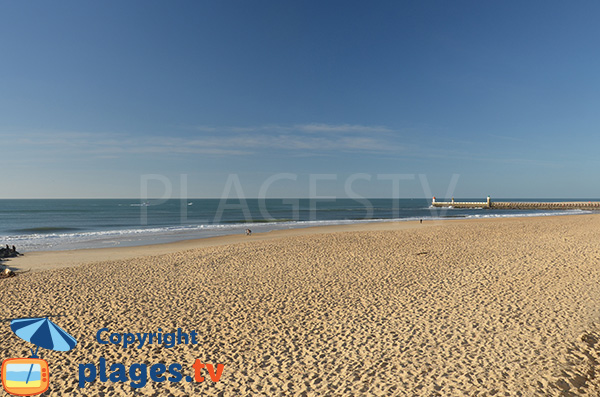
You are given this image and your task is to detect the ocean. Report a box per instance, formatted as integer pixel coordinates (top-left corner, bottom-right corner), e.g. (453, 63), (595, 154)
(0, 198), (593, 252)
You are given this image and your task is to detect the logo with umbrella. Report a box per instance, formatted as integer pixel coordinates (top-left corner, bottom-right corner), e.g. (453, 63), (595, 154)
(2, 317), (77, 396)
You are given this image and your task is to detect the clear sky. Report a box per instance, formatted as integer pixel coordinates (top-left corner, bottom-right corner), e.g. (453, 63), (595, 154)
(1, 1), (599, 199)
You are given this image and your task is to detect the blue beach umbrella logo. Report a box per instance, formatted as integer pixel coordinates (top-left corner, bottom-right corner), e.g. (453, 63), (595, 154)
(2, 317), (77, 396)
(10, 317), (77, 356)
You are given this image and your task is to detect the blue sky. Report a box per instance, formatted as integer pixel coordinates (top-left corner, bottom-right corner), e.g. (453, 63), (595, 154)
(1, 1), (599, 198)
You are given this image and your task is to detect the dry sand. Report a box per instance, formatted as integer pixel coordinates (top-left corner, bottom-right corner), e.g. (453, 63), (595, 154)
(2, 215), (600, 396)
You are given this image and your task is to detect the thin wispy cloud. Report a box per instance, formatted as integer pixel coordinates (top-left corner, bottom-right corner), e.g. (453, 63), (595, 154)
(293, 123), (394, 134)
(194, 123), (394, 135)
(5, 125), (565, 169)
(5, 123), (406, 158)
(187, 123), (403, 154)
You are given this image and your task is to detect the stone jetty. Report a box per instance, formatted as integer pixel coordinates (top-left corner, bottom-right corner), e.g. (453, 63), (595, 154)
(431, 196), (600, 210)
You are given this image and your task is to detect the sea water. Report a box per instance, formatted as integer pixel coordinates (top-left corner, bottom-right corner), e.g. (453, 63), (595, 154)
(0, 199), (592, 252)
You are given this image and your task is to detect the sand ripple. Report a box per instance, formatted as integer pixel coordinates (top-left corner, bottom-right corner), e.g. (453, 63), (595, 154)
(2, 215), (600, 395)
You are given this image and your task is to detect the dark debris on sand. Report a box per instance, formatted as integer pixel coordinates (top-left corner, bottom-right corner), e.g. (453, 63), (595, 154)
(0, 246), (20, 259)
(0, 245), (21, 278)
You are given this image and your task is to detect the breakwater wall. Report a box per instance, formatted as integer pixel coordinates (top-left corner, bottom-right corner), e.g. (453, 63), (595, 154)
(431, 197), (600, 210)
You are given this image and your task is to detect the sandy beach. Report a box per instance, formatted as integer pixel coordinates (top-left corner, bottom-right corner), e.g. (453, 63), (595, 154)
(2, 214), (600, 396)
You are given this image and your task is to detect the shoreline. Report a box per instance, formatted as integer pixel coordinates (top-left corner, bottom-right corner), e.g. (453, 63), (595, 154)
(2, 198), (593, 255)
(4, 213), (592, 273)
(5, 218), (432, 272)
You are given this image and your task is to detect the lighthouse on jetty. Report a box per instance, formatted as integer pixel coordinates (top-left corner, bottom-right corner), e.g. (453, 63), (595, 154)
(431, 196), (490, 209)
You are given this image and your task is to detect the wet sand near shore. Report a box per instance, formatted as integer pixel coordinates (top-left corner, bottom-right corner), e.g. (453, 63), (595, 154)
(2, 215), (600, 395)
